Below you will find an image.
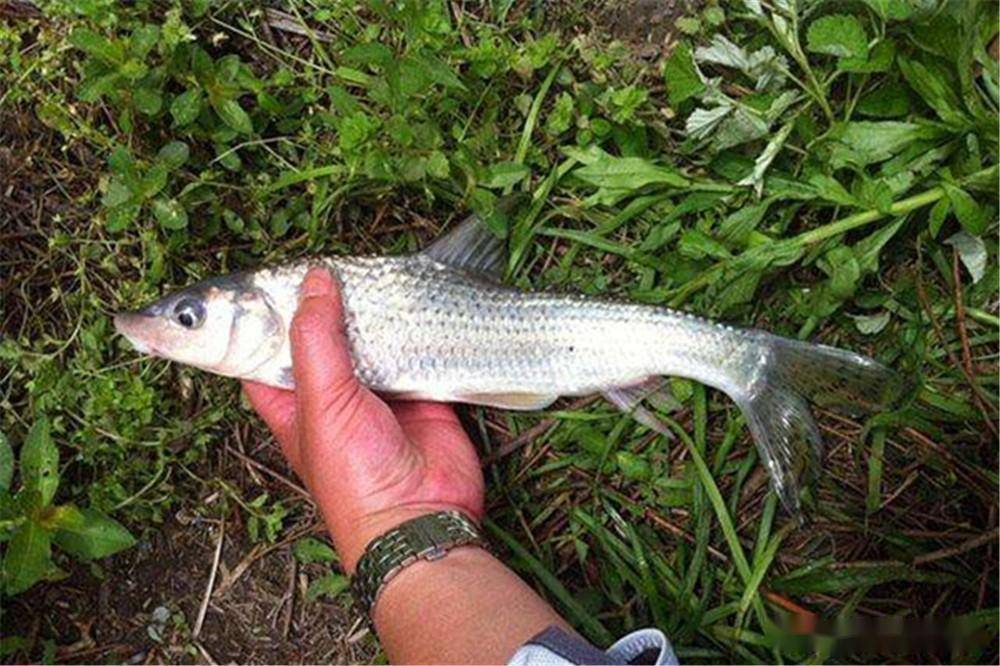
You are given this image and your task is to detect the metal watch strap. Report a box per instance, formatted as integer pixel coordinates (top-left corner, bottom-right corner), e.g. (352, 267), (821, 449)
(351, 510), (486, 617)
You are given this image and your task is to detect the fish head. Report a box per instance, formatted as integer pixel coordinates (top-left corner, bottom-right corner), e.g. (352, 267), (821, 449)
(114, 273), (284, 377)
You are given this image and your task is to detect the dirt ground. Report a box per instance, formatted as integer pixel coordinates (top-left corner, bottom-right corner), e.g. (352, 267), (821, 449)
(4, 437), (379, 665)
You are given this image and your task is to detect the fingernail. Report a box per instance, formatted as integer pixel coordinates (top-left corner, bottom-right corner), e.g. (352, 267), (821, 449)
(300, 267), (332, 300)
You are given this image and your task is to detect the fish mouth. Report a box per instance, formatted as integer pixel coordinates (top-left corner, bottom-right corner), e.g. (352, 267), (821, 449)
(113, 310), (158, 355)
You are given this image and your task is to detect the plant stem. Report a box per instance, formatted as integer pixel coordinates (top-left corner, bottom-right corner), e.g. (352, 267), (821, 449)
(668, 165), (998, 307)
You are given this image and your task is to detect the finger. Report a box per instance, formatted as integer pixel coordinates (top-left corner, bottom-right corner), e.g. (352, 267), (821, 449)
(290, 267), (365, 422)
(242, 381), (301, 470)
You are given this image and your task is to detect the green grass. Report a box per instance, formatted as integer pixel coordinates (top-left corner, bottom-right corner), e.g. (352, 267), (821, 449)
(2, 0), (998, 662)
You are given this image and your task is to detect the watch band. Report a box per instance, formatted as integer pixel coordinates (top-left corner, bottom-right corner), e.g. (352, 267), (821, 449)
(351, 510), (486, 617)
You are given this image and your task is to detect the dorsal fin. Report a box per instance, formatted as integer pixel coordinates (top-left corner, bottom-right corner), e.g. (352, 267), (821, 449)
(419, 212), (507, 279)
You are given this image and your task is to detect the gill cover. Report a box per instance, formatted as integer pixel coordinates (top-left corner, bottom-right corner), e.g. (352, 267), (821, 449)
(114, 273), (284, 378)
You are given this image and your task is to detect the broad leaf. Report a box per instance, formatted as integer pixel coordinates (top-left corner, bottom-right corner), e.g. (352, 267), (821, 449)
(3, 521), (53, 595)
(69, 29), (123, 64)
(293, 537), (337, 564)
(156, 141), (189, 170)
(20, 418), (57, 507)
(898, 56), (966, 126)
(808, 174), (859, 207)
(806, 14), (868, 60)
(133, 87), (162, 116)
(573, 157), (688, 190)
(856, 81), (911, 118)
(305, 572), (349, 602)
(214, 98), (253, 134)
(49, 505), (136, 560)
(170, 89), (202, 127)
(663, 42), (704, 106)
(826, 121), (930, 169)
(151, 198), (189, 230)
(943, 183), (988, 235)
(481, 162), (530, 189)
(850, 311), (891, 335)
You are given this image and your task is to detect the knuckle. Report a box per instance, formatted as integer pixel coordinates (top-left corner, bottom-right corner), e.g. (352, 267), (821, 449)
(291, 307), (329, 339)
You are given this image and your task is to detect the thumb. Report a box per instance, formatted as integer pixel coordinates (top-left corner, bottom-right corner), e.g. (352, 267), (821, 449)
(290, 266), (364, 422)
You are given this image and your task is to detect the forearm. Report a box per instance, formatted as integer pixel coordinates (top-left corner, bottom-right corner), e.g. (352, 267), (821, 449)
(373, 546), (571, 664)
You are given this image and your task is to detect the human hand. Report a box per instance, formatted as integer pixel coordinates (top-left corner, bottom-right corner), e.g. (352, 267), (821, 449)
(242, 267), (485, 573)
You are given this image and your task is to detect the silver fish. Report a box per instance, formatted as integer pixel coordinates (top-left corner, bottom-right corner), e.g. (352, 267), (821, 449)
(115, 211), (906, 513)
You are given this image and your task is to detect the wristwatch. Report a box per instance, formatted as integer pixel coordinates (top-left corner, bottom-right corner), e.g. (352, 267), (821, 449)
(351, 510), (487, 617)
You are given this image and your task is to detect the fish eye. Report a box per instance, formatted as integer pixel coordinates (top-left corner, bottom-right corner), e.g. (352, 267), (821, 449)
(173, 298), (205, 329)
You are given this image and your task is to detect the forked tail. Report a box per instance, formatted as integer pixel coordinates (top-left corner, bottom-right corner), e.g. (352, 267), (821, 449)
(733, 336), (908, 515)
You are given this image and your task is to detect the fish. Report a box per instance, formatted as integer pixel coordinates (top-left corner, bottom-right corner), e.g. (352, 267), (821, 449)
(114, 209), (907, 514)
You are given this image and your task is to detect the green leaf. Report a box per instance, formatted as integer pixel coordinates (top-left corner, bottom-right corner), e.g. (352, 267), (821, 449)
(859, 0), (912, 21)
(77, 72), (121, 103)
(342, 42), (394, 68)
(853, 215), (905, 274)
(850, 311), (891, 335)
(337, 111), (378, 151)
(138, 164), (168, 199)
(827, 121), (929, 169)
(0, 431), (13, 494)
(737, 121), (793, 195)
(156, 141), (189, 170)
(615, 452), (651, 481)
(806, 14), (868, 60)
(190, 46), (215, 83)
(214, 98), (253, 134)
(69, 28), (123, 64)
(927, 197), (950, 238)
(574, 156), (688, 190)
(129, 24), (160, 58)
(20, 418), (58, 508)
(105, 204), (140, 233)
(407, 54), (467, 92)
(544, 92), (574, 136)
(292, 537), (336, 564)
(898, 56), (966, 126)
(151, 198), (189, 230)
(719, 200), (770, 243)
(481, 162), (530, 189)
(49, 505), (135, 560)
(943, 183), (987, 235)
(856, 81), (911, 118)
(808, 174), (859, 207)
(170, 89), (202, 127)
(305, 572), (349, 602)
(3, 521), (53, 595)
(839, 38), (895, 73)
(679, 229), (731, 260)
(426, 151), (450, 179)
(810, 246), (861, 318)
(664, 42), (705, 106)
(133, 87), (162, 116)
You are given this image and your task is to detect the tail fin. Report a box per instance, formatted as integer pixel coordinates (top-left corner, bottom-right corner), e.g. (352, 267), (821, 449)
(735, 336), (907, 515)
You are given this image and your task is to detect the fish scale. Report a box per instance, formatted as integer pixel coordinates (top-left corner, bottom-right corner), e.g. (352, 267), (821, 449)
(114, 210), (906, 515)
